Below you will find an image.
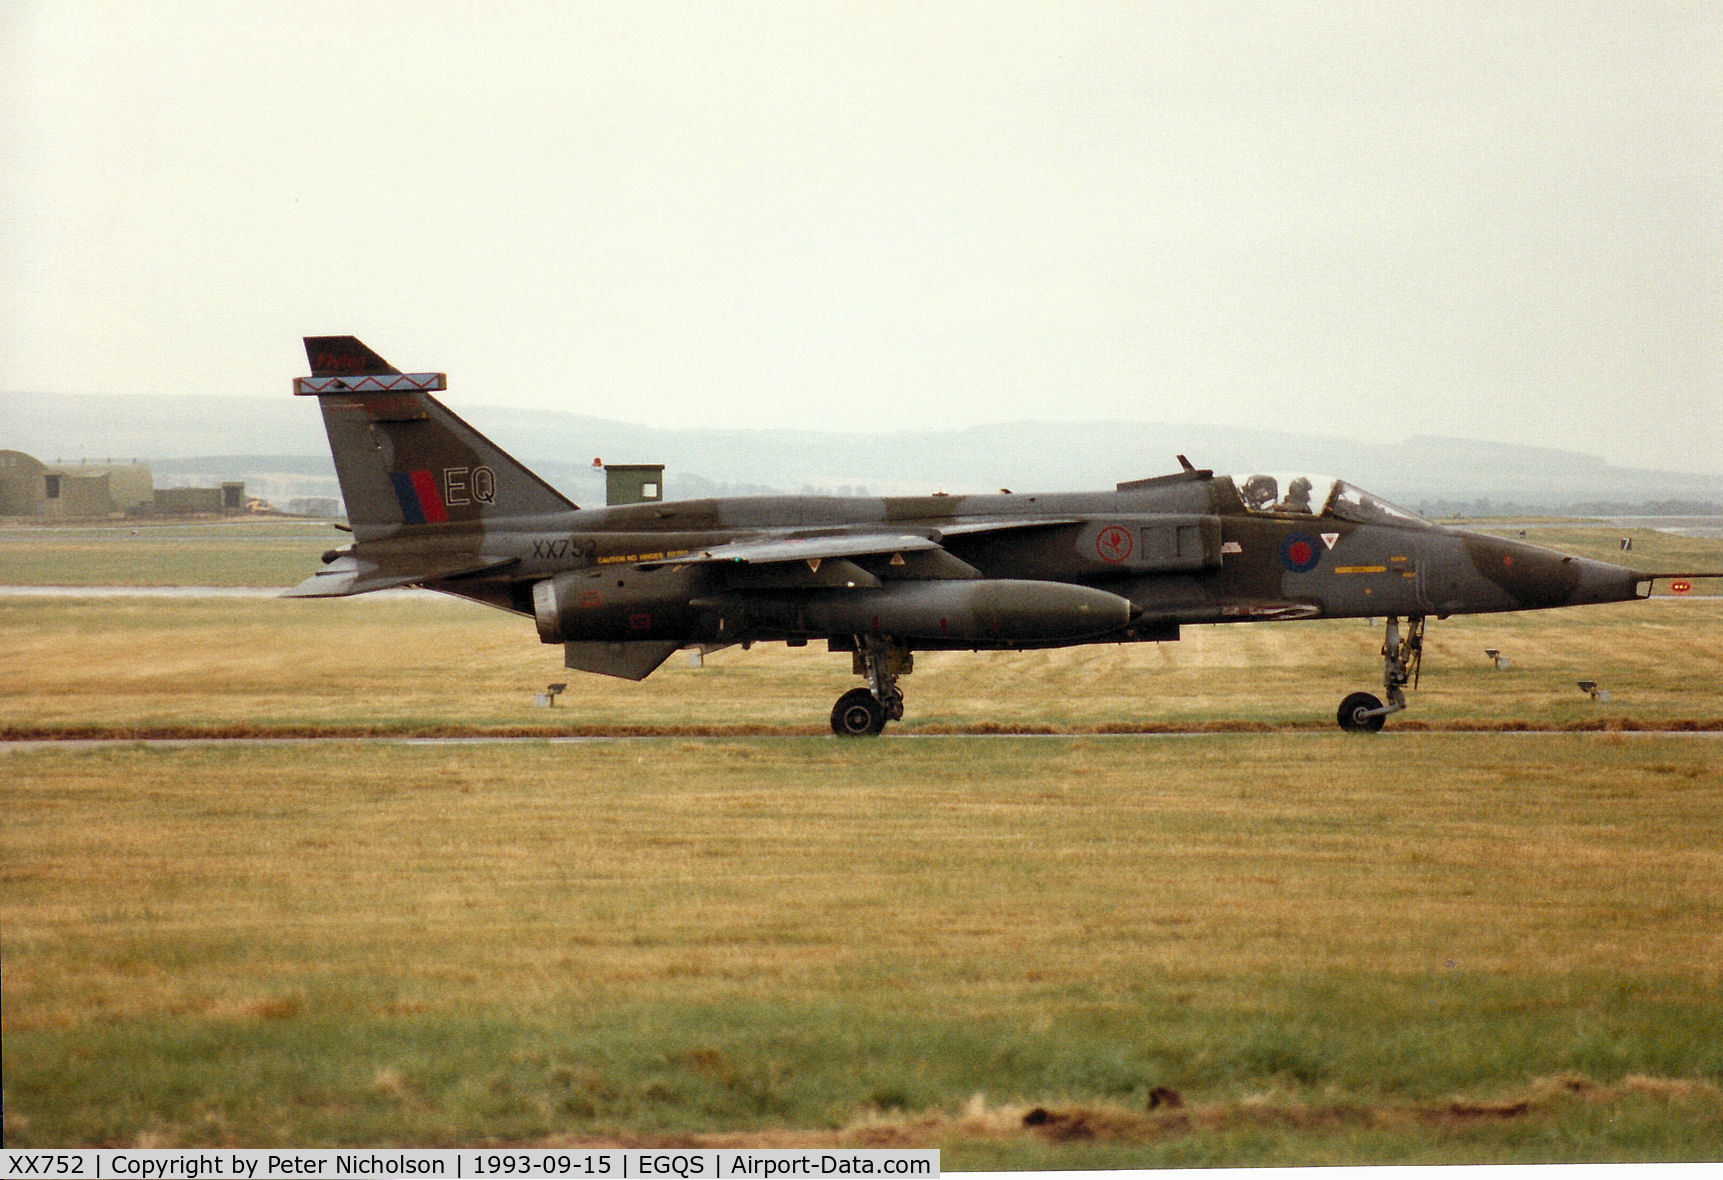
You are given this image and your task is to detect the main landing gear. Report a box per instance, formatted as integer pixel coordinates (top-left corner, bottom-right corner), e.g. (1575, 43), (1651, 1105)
(831, 638), (911, 737)
(1337, 614), (1424, 733)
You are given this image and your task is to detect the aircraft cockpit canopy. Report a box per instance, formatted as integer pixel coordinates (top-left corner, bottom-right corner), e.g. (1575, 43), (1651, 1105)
(1233, 473), (1429, 526)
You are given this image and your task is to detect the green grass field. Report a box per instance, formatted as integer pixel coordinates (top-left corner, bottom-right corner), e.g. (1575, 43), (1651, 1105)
(2, 519), (1721, 1162)
(0, 519), (333, 587)
(4, 737), (1721, 1162)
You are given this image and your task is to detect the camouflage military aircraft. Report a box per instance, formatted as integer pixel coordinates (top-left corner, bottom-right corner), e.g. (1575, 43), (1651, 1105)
(289, 336), (1693, 735)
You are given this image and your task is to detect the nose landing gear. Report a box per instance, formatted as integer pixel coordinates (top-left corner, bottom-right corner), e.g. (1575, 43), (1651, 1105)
(830, 638), (911, 737)
(1338, 614), (1424, 733)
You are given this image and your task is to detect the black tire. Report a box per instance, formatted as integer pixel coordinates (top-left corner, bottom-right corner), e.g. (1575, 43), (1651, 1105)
(1337, 691), (1387, 733)
(831, 688), (887, 737)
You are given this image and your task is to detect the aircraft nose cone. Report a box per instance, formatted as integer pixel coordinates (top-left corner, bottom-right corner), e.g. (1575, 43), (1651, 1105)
(1569, 556), (1650, 606)
(1461, 534), (1647, 609)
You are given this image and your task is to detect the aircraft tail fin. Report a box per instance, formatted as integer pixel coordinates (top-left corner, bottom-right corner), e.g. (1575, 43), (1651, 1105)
(295, 336), (576, 537)
(305, 335), (403, 378)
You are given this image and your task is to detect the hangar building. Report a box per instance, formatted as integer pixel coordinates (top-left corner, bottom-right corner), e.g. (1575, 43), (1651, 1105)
(0, 450), (246, 519)
(0, 450), (154, 518)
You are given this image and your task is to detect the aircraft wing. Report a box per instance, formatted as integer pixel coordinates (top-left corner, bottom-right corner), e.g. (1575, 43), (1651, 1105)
(638, 532), (945, 568)
(931, 517), (1084, 537)
(639, 518), (1086, 570)
(283, 553), (519, 597)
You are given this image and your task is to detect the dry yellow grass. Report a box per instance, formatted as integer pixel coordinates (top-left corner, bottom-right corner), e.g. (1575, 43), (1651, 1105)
(5, 524), (1723, 1156)
(2, 595), (1720, 733)
(6, 734), (1721, 1035)
(5, 691), (1722, 1153)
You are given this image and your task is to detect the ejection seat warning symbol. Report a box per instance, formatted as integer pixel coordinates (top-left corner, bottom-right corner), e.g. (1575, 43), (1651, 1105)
(1096, 526), (1133, 563)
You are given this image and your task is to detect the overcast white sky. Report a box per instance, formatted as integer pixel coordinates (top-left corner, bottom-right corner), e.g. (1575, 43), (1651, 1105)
(3, 2), (1719, 474)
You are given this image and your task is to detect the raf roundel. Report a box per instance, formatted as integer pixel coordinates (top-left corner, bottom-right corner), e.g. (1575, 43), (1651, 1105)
(1280, 532), (1322, 573)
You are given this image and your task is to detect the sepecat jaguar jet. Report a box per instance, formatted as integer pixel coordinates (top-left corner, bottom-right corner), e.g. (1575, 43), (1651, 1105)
(288, 336), (1698, 734)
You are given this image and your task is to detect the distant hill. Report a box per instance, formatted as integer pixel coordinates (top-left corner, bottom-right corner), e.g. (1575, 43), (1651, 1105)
(4, 391), (1719, 515)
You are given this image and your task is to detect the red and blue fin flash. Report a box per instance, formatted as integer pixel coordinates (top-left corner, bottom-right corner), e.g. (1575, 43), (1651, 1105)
(390, 470), (448, 524)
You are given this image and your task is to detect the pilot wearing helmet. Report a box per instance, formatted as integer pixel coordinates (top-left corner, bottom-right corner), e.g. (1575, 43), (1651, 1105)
(1241, 474), (1278, 511)
(1276, 476), (1314, 514)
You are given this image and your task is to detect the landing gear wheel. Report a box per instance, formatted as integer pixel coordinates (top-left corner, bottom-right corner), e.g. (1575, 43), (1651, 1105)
(1335, 615), (1426, 732)
(832, 688), (887, 737)
(1337, 691), (1387, 733)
